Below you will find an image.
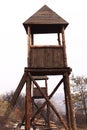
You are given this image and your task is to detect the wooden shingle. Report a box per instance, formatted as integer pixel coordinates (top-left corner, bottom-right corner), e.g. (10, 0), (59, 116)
(23, 5), (68, 34)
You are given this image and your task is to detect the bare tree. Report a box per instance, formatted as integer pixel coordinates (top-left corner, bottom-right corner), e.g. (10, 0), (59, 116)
(2, 91), (25, 111)
(71, 75), (87, 126)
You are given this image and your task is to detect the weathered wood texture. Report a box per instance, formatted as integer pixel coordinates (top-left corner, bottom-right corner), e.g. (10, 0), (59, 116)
(28, 73), (69, 130)
(31, 77), (64, 122)
(23, 5), (68, 34)
(33, 87), (47, 98)
(29, 46), (64, 68)
(25, 67), (72, 76)
(25, 77), (31, 130)
(4, 73), (27, 120)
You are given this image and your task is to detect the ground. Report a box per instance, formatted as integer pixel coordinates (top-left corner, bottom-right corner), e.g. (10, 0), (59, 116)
(77, 128), (87, 130)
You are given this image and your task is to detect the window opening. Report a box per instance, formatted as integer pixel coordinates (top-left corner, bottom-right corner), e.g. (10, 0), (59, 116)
(34, 34), (58, 46)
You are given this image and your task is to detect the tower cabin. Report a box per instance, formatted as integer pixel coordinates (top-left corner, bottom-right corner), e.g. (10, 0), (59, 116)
(23, 5), (70, 76)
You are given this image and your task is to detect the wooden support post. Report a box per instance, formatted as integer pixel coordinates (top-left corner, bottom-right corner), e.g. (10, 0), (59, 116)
(64, 73), (77, 130)
(62, 26), (77, 130)
(27, 26), (31, 67)
(61, 26), (68, 67)
(25, 25), (31, 130)
(62, 26), (71, 129)
(25, 76), (31, 130)
(32, 98), (35, 117)
(45, 79), (50, 126)
(31, 33), (34, 45)
(57, 33), (61, 45)
(63, 75), (72, 130)
(47, 103), (50, 128)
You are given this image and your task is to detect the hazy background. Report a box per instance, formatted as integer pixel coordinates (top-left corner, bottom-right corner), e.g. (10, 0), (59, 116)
(0, 0), (87, 94)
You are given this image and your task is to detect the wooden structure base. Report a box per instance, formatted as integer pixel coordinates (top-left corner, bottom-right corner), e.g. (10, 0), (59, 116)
(4, 67), (77, 130)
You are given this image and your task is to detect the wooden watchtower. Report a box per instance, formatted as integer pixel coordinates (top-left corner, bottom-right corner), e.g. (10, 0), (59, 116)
(4, 5), (77, 130)
(23, 5), (77, 130)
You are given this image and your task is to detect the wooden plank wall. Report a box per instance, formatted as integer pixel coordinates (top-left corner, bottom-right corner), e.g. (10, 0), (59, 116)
(30, 46), (64, 68)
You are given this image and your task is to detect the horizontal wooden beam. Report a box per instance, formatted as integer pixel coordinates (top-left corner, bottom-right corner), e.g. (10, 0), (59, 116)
(32, 76), (48, 80)
(25, 67), (72, 76)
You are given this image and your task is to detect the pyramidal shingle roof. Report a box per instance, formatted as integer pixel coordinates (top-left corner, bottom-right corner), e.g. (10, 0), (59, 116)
(23, 5), (68, 25)
(23, 5), (68, 33)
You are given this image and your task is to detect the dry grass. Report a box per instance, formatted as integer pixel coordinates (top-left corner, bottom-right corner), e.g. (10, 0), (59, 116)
(77, 128), (87, 130)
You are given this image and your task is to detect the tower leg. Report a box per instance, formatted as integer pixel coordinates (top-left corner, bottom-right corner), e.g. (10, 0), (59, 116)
(47, 100), (50, 127)
(64, 73), (77, 130)
(64, 75), (72, 130)
(25, 76), (31, 130)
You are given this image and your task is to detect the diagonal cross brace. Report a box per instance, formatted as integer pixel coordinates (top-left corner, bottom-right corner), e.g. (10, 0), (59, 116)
(31, 76), (64, 122)
(4, 72), (27, 121)
(32, 99), (48, 122)
(20, 76), (64, 126)
(28, 72), (69, 130)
